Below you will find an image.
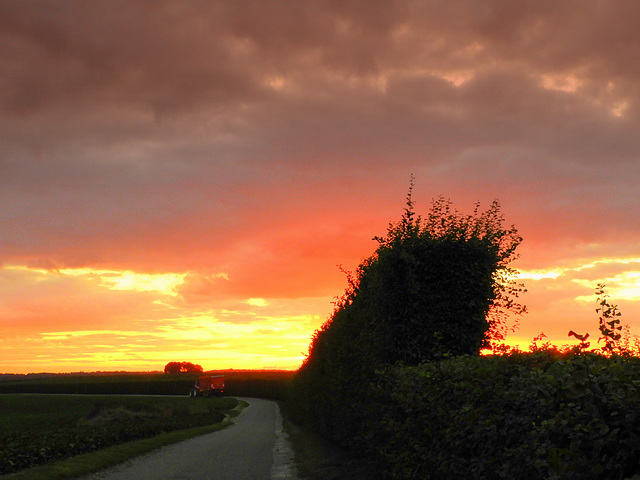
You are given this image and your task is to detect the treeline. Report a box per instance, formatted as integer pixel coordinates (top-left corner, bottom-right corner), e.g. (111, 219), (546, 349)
(164, 361), (203, 373)
(286, 191), (640, 479)
(0, 370), (295, 398)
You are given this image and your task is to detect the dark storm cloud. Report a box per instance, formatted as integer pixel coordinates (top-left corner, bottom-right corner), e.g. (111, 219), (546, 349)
(3, 0), (638, 158)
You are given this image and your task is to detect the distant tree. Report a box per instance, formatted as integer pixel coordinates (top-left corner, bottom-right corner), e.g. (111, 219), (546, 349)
(164, 362), (203, 373)
(164, 362), (180, 373)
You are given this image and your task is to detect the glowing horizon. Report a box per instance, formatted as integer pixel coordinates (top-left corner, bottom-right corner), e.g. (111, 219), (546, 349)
(3, 245), (640, 374)
(2, 1), (640, 373)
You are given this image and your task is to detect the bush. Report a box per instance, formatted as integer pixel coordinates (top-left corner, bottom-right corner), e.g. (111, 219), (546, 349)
(291, 192), (525, 444)
(164, 361), (203, 373)
(374, 353), (640, 479)
(288, 188), (640, 478)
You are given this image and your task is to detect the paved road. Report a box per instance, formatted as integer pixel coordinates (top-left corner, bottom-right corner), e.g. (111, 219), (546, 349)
(83, 397), (298, 480)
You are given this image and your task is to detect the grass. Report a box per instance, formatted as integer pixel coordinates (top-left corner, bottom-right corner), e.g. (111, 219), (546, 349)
(279, 403), (381, 480)
(0, 390), (373, 480)
(0, 371), (370, 479)
(0, 394), (246, 479)
(0, 370), (295, 397)
(1, 421), (235, 480)
(0, 372), (199, 395)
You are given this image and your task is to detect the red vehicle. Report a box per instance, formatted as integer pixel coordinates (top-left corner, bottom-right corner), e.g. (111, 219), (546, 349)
(190, 375), (224, 397)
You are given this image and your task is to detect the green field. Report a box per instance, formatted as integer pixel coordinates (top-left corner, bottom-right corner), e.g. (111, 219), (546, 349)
(0, 393), (240, 476)
(0, 370), (296, 477)
(0, 369), (295, 398)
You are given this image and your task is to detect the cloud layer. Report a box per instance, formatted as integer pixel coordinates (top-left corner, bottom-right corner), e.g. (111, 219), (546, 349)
(2, 1), (640, 371)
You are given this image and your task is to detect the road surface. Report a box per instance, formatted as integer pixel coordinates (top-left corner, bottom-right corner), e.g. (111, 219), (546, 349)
(83, 397), (298, 480)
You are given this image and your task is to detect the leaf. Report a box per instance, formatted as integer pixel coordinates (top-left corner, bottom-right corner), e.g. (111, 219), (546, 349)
(568, 330), (589, 341)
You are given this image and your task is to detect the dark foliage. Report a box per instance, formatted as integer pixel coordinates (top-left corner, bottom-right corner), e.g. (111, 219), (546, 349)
(0, 372), (200, 395)
(164, 361), (203, 373)
(310, 190), (524, 368)
(0, 395), (237, 475)
(0, 370), (295, 398)
(290, 190), (525, 445)
(374, 353), (640, 480)
(0, 370), (294, 475)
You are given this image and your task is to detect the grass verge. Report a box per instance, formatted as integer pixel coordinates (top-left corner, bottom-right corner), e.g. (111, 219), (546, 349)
(280, 404), (380, 480)
(1, 398), (248, 480)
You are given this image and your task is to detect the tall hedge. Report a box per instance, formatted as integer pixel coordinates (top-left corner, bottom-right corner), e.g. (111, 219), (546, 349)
(288, 190), (640, 479)
(290, 192), (525, 444)
(374, 353), (640, 480)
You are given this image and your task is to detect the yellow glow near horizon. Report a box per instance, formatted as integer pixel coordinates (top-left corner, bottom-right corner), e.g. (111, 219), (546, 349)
(517, 269), (565, 280)
(518, 256), (640, 287)
(40, 330), (143, 340)
(573, 257), (640, 270)
(247, 298), (269, 307)
(573, 271), (640, 302)
(59, 268), (186, 296)
(5, 265), (188, 296)
(29, 306), (318, 371)
(6, 252), (638, 374)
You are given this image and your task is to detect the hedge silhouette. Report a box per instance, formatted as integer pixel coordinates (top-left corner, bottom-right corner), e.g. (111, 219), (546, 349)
(291, 187), (526, 444)
(308, 188), (524, 365)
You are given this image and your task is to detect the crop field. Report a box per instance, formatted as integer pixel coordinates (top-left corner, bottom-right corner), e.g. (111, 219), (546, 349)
(0, 369), (295, 476)
(0, 369), (295, 398)
(0, 393), (239, 476)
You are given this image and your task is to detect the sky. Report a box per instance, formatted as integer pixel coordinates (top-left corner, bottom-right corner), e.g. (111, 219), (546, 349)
(2, 0), (640, 373)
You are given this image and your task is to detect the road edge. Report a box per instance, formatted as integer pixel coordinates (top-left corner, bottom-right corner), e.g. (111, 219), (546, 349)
(270, 402), (299, 480)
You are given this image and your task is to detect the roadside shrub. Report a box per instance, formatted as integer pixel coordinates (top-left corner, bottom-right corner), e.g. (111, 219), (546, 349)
(374, 353), (640, 480)
(290, 192), (525, 445)
(288, 187), (640, 479)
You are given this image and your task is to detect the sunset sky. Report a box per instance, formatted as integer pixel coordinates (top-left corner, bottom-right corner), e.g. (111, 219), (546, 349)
(2, 1), (640, 373)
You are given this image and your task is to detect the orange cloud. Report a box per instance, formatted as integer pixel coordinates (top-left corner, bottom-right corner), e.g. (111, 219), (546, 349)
(2, 1), (640, 372)
(0, 264), (327, 373)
